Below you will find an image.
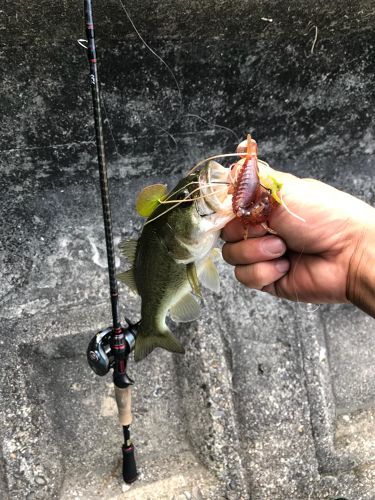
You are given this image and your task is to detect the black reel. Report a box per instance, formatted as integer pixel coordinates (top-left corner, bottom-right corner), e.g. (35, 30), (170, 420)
(87, 320), (137, 377)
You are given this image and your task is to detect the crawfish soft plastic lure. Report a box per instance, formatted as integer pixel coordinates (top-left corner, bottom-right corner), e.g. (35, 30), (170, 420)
(229, 134), (279, 237)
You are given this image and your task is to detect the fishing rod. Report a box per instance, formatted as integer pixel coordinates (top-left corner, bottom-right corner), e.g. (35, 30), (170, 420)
(83, 0), (138, 484)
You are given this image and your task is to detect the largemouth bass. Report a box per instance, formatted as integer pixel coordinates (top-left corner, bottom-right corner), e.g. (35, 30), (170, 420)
(119, 161), (235, 361)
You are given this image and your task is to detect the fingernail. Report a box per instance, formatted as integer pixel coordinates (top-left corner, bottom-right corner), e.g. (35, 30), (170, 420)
(275, 259), (290, 273)
(262, 237), (285, 256)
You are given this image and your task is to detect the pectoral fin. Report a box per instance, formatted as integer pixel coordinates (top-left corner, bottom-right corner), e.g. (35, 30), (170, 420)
(170, 293), (201, 323)
(117, 268), (138, 294)
(187, 263), (202, 298)
(210, 247), (222, 261)
(198, 258), (220, 293)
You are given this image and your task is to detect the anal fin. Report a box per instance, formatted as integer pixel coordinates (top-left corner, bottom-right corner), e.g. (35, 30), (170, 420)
(170, 293), (201, 323)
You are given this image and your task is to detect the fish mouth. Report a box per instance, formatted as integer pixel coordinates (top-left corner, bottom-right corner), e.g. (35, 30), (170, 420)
(196, 160), (233, 216)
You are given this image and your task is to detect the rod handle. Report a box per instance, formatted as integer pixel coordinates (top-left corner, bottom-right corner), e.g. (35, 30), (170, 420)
(122, 443), (137, 484)
(114, 385), (132, 426)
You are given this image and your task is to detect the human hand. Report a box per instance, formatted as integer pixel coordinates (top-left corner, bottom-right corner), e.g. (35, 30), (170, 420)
(222, 140), (375, 312)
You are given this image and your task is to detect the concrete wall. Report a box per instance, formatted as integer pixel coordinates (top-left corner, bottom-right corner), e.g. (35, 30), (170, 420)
(1, 1), (375, 499)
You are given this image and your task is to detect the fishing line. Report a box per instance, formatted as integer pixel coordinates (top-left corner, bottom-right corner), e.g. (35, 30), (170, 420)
(116, 0), (183, 105)
(188, 152), (249, 174)
(187, 153), (307, 226)
(84, 0), (183, 159)
(145, 184), (230, 225)
(160, 165), (211, 204)
(279, 192), (306, 223)
(92, 0), (184, 159)
(160, 174), (229, 204)
(290, 245), (304, 305)
(302, 303), (321, 313)
(155, 125), (179, 151)
(186, 113), (241, 143)
(290, 246), (321, 313)
(100, 0), (239, 155)
(78, 38), (88, 49)
(161, 179), (200, 203)
(159, 182), (229, 205)
(101, 96), (123, 158)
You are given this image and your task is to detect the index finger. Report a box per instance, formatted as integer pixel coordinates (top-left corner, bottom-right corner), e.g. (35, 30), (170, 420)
(221, 218), (267, 242)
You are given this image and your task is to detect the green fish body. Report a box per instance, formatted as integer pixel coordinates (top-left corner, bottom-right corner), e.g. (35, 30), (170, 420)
(119, 162), (235, 361)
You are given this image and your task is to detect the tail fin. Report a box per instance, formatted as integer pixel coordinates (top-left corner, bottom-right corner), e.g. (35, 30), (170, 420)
(134, 326), (185, 362)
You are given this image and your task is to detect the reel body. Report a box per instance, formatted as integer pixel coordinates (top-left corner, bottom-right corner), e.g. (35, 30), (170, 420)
(87, 322), (137, 377)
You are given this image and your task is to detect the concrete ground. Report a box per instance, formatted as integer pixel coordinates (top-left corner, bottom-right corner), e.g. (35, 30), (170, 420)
(1, 1), (375, 499)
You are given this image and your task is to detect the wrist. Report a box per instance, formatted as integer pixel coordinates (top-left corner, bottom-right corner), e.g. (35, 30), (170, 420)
(347, 223), (375, 317)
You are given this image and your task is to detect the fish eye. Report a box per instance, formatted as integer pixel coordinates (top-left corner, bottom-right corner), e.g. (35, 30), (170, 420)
(177, 189), (190, 200)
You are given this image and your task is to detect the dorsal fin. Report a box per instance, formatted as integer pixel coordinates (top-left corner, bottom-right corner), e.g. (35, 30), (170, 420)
(119, 240), (137, 264)
(136, 184), (168, 217)
(117, 268), (138, 294)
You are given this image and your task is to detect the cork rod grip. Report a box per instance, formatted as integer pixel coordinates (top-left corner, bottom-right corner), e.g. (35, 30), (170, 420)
(114, 386), (132, 426)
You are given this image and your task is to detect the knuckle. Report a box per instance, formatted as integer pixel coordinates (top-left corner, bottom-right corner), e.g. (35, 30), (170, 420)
(234, 265), (247, 285)
(222, 244), (232, 263)
(234, 263), (265, 290)
(240, 242), (253, 262)
(251, 264), (266, 289)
